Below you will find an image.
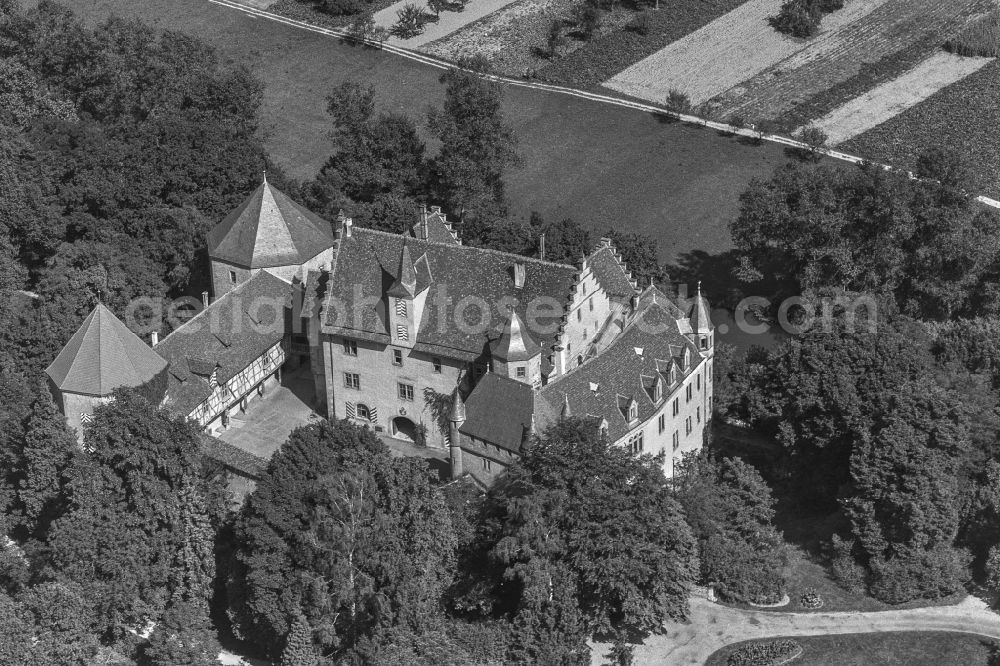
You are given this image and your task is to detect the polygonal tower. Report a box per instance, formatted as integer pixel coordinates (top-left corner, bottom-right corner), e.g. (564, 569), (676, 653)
(490, 309), (542, 387)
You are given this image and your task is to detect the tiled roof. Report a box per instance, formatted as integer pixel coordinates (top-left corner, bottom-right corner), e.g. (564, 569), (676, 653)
(45, 303), (168, 397)
(156, 271), (294, 417)
(538, 286), (704, 442)
(199, 433), (266, 479)
(322, 228), (577, 361)
(207, 180), (334, 268)
(461, 373), (535, 453)
(410, 207), (461, 245)
(490, 310), (541, 362)
(587, 244), (638, 298)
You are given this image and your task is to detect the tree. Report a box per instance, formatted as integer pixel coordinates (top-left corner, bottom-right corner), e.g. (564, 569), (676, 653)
(226, 420), (457, 660)
(573, 3), (602, 40)
(281, 611), (319, 666)
(664, 89), (691, 115)
(477, 417), (697, 653)
(427, 65), (519, 239)
(143, 601), (220, 666)
(601, 229), (663, 286)
(797, 125), (827, 160)
(916, 145), (977, 192)
(672, 453), (786, 603)
(45, 390), (218, 636)
(427, 0), (447, 17)
(18, 581), (100, 665)
(393, 3), (425, 38)
(547, 19), (566, 57)
(530, 213), (591, 264)
(347, 10), (375, 42)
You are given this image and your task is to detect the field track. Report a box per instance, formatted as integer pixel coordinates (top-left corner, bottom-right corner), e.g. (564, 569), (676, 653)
(808, 51), (993, 144)
(373, 0), (524, 47)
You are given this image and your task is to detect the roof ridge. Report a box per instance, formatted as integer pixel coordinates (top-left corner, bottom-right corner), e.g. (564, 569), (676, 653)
(158, 272), (286, 346)
(351, 226), (578, 270)
(101, 305), (146, 391)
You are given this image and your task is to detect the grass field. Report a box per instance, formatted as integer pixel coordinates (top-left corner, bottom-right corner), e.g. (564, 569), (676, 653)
(705, 632), (998, 666)
(50, 0), (793, 262)
(842, 58), (1000, 199)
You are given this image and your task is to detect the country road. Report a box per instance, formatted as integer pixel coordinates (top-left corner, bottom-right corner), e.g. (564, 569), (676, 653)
(590, 594), (1000, 665)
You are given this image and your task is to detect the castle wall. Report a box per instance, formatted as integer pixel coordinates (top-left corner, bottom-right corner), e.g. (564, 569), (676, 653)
(323, 333), (466, 448)
(557, 259), (617, 376)
(211, 247), (334, 298)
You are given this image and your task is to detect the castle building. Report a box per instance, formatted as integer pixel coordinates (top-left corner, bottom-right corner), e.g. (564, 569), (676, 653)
(47, 180), (713, 489)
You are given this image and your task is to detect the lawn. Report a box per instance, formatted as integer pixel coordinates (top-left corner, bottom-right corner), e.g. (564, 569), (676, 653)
(49, 0), (793, 263)
(705, 632), (998, 666)
(842, 58), (1000, 200)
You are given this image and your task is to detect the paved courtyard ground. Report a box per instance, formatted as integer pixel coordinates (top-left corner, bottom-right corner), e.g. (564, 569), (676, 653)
(217, 366), (320, 459)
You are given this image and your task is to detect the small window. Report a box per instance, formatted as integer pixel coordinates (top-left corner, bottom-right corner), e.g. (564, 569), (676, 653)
(583, 328), (588, 340)
(708, 363), (712, 383)
(433, 357), (442, 373)
(344, 373), (360, 390)
(628, 401), (638, 422)
(475, 365), (485, 377)
(686, 384), (692, 402)
(392, 349), (403, 366)
(229, 270), (237, 284)
(673, 398), (679, 416)
(673, 431), (680, 451)
(343, 339), (358, 356)
(697, 406), (701, 423)
(398, 383), (414, 401)
(577, 309), (582, 322)
(483, 458), (491, 471)
(658, 414), (665, 434)
(356, 403), (370, 420)
(589, 297), (594, 311)
(686, 416), (692, 435)
(630, 433), (644, 454)
(700, 336), (708, 350)
(516, 366), (526, 378)
(697, 374), (701, 391)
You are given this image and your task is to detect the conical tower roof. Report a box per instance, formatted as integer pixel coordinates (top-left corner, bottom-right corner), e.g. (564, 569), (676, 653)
(45, 304), (168, 396)
(207, 178), (334, 268)
(449, 386), (466, 422)
(560, 393), (572, 418)
(688, 282), (712, 334)
(490, 309), (541, 362)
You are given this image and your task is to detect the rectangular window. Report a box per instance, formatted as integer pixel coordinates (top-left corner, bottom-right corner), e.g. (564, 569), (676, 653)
(483, 458), (491, 471)
(398, 383), (414, 401)
(229, 270), (237, 284)
(686, 416), (692, 435)
(344, 373), (360, 390)
(673, 431), (680, 451)
(686, 384), (692, 402)
(629, 433), (644, 454)
(673, 398), (679, 416)
(343, 339), (358, 356)
(697, 406), (701, 423)
(658, 414), (665, 434)
(577, 309), (582, 322)
(392, 349), (403, 366)
(697, 374), (701, 391)
(433, 357), (442, 373)
(589, 297), (594, 311)
(516, 366), (526, 378)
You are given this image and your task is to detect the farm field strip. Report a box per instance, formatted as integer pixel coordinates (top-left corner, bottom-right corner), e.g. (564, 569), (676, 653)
(712, 0), (992, 120)
(807, 51), (992, 145)
(602, 0), (892, 106)
(373, 0), (524, 46)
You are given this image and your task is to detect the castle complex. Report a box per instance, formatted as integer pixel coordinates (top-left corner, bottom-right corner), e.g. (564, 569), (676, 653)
(45, 179), (713, 487)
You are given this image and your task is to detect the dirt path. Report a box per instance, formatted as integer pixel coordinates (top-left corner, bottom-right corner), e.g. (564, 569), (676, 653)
(373, 0), (523, 47)
(807, 51), (992, 144)
(590, 594), (1000, 665)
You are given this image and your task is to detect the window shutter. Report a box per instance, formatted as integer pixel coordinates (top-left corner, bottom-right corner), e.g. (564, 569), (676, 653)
(396, 325), (408, 341)
(369, 406), (379, 422)
(346, 402), (356, 419)
(395, 298), (407, 317)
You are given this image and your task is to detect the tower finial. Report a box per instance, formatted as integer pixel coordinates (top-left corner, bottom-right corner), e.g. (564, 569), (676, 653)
(697, 280), (702, 297)
(262, 169), (267, 184)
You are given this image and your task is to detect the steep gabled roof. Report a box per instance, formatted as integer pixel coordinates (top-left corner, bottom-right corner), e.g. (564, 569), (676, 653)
(461, 373), (535, 453)
(538, 286), (705, 442)
(156, 271), (294, 416)
(587, 243), (638, 299)
(490, 309), (541, 362)
(322, 227), (577, 361)
(45, 303), (168, 396)
(207, 179), (334, 268)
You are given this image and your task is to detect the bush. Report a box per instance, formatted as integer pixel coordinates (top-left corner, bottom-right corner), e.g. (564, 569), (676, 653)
(316, 0), (366, 16)
(573, 3), (602, 40)
(392, 2), (427, 37)
(628, 9), (652, 36)
(946, 11), (1000, 58)
(347, 10), (375, 41)
(770, 0), (843, 38)
(547, 19), (567, 57)
(665, 88), (692, 114)
(727, 640), (801, 666)
(728, 114), (747, 130)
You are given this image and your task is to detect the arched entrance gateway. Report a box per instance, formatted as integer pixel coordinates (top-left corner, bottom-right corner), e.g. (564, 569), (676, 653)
(391, 416), (418, 442)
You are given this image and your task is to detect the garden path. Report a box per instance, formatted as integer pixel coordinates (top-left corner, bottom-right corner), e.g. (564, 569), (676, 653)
(589, 593), (1000, 665)
(373, 0), (524, 47)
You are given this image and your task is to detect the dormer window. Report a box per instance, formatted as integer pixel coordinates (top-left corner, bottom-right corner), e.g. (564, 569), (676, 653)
(700, 335), (708, 350)
(654, 378), (663, 402)
(669, 364), (678, 385)
(682, 348), (690, 371)
(628, 400), (638, 422)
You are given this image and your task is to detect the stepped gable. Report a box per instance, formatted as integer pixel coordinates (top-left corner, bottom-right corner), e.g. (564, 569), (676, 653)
(322, 227), (578, 361)
(156, 271), (294, 416)
(207, 179), (334, 268)
(45, 303), (168, 397)
(587, 241), (639, 299)
(538, 286), (703, 443)
(460, 373), (536, 453)
(410, 206), (461, 245)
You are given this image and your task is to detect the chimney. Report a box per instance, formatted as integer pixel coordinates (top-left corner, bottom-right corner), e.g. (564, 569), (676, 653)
(202, 291), (209, 308)
(420, 204), (428, 240)
(539, 232), (546, 261)
(344, 216), (353, 238)
(513, 262), (526, 289)
(151, 331), (159, 346)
